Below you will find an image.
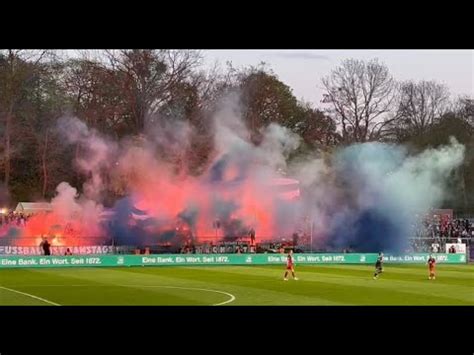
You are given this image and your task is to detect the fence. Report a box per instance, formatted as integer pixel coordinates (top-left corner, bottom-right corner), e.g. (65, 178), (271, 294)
(0, 252), (467, 269)
(1, 234), (472, 260)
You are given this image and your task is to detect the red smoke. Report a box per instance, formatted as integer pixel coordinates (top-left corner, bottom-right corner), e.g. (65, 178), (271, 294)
(6, 175), (299, 246)
(2, 101), (302, 247)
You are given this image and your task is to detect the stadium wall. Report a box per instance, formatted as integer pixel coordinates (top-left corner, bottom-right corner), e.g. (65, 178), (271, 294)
(0, 253), (466, 269)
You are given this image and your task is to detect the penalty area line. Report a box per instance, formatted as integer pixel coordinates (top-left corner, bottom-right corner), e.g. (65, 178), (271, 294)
(0, 285), (60, 306)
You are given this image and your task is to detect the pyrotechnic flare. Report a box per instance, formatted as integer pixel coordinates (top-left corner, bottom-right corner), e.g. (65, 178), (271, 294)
(2, 95), (465, 253)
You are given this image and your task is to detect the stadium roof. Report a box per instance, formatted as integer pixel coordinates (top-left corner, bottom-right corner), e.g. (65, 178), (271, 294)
(270, 178), (299, 186)
(15, 202), (53, 214)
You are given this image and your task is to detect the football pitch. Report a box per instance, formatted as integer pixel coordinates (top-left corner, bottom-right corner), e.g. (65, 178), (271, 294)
(0, 264), (473, 305)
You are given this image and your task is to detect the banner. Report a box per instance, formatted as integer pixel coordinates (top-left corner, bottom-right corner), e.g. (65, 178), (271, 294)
(383, 253), (466, 263)
(430, 209), (453, 219)
(0, 245), (115, 255)
(0, 253), (466, 269)
(445, 243), (466, 254)
(0, 245), (256, 256)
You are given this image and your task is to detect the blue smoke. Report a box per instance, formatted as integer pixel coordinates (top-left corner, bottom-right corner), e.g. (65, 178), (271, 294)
(327, 143), (408, 252)
(103, 196), (199, 248)
(210, 198), (248, 240)
(0, 227), (22, 246)
(207, 152), (251, 185)
(102, 197), (168, 247)
(209, 157), (228, 183)
(319, 140), (463, 253)
(327, 208), (408, 252)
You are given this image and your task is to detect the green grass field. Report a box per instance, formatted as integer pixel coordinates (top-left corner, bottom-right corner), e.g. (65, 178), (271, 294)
(0, 264), (473, 305)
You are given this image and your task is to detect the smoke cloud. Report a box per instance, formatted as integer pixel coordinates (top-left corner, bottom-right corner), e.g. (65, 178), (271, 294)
(292, 138), (464, 252)
(1, 94), (465, 252)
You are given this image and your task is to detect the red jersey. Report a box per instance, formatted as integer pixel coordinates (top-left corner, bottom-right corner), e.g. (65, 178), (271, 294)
(286, 254), (294, 268)
(428, 257), (436, 269)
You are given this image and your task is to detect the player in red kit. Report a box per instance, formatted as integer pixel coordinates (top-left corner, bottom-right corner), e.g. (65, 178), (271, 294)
(284, 250), (298, 281)
(427, 255), (436, 280)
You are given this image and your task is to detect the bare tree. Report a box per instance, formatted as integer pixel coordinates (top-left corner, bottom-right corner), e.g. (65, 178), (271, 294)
(61, 58), (131, 135)
(394, 80), (450, 136)
(321, 58), (398, 143)
(452, 95), (474, 125)
(104, 50), (202, 133)
(0, 50), (48, 187)
(188, 62), (236, 112)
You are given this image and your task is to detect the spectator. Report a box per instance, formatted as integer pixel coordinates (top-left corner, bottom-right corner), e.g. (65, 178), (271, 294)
(292, 233), (299, 247)
(249, 228), (256, 246)
(40, 238), (51, 256)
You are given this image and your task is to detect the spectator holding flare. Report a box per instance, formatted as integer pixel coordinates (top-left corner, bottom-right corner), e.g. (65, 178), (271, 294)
(427, 254), (436, 280)
(40, 237), (51, 256)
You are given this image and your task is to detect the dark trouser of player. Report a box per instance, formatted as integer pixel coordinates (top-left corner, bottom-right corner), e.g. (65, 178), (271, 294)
(373, 266), (382, 279)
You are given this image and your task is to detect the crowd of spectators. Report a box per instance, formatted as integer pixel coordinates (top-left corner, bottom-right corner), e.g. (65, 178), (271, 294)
(410, 213), (473, 253)
(179, 242), (258, 254)
(415, 213), (471, 239)
(416, 215), (474, 240)
(1, 207), (472, 256)
(0, 210), (31, 228)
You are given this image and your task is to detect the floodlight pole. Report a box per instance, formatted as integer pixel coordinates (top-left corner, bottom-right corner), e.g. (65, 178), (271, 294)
(310, 217), (313, 253)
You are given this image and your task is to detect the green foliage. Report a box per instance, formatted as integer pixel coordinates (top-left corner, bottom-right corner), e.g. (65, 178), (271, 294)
(402, 112), (474, 211)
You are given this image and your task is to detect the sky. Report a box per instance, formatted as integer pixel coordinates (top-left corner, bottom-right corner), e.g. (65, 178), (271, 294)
(202, 50), (473, 106)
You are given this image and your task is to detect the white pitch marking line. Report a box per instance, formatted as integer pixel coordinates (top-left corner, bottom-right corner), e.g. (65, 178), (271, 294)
(0, 285), (60, 306)
(5, 284), (236, 306)
(121, 285), (236, 306)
